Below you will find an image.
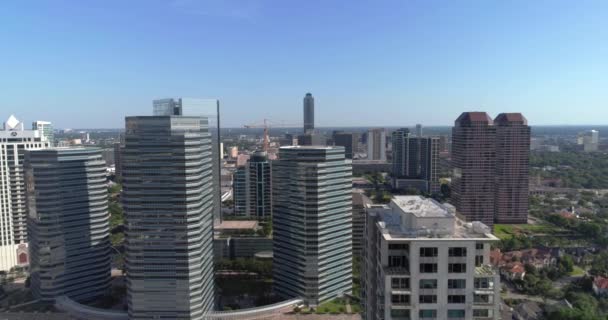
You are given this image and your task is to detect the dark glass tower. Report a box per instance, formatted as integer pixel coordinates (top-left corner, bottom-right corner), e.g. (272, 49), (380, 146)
(303, 93), (315, 133)
(272, 146), (352, 306)
(391, 128), (439, 193)
(233, 151), (272, 220)
(123, 116), (215, 319)
(26, 147), (111, 302)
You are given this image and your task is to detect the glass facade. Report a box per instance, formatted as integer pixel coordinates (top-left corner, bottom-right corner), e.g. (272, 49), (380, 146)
(123, 116), (215, 319)
(26, 148), (111, 302)
(272, 146), (352, 305)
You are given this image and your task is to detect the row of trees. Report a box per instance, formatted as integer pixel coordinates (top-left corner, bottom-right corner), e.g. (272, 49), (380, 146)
(531, 151), (608, 189)
(216, 258), (272, 278)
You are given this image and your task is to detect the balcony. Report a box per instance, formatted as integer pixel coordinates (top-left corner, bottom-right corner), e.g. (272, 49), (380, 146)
(474, 265), (497, 277)
(383, 265), (410, 276)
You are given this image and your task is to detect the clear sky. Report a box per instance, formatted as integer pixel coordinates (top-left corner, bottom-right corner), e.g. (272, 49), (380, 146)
(1, 0), (607, 128)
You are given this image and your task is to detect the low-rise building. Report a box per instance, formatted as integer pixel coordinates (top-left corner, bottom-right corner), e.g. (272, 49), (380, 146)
(362, 195), (501, 320)
(593, 276), (608, 297)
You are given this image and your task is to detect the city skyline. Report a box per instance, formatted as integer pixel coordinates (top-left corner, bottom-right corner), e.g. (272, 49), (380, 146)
(1, 1), (608, 128)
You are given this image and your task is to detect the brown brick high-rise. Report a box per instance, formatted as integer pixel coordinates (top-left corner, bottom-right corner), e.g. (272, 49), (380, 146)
(451, 112), (496, 227)
(494, 113), (530, 224)
(451, 112), (530, 228)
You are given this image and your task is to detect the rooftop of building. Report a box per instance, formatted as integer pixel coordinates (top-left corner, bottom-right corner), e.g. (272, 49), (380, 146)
(279, 145), (335, 150)
(494, 113), (528, 125)
(392, 196), (452, 218)
(455, 111), (493, 126)
(368, 196), (498, 241)
(215, 220), (259, 230)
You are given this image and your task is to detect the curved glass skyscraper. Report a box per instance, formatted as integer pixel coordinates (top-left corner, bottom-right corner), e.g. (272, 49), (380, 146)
(26, 147), (111, 302)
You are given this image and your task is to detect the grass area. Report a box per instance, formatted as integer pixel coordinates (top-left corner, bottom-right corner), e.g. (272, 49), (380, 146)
(316, 298), (347, 313)
(570, 265), (586, 276)
(296, 298), (359, 314)
(493, 223), (565, 240)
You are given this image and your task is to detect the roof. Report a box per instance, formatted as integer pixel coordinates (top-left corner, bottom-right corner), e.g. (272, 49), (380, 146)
(392, 196), (452, 218)
(494, 113), (528, 125)
(454, 112), (493, 126)
(352, 191), (372, 207)
(216, 220), (258, 230)
(506, 262), (526, 274)
(515, 301), (543, 318)
(594, 276), (608, 289)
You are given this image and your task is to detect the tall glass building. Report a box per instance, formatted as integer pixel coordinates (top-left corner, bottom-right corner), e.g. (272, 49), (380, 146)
(232, 151), (271, 220)
(123, 116), (215, 319)
(153, 98), (222, 224)
(26, 147), (111, 302)
(303, 93), (314, 133)
(272, 146), (352, 306)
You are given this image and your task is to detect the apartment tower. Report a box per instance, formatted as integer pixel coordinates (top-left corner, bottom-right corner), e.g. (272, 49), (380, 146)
(0, 115), (50, 271)
(494, 113), (530, 224)
(367, 128), (387, 161)
(451, 112), (496, 227)
(392, 128), (440, 194)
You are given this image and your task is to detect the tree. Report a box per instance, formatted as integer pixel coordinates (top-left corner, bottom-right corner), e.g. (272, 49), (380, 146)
(559, 255), (575, 274)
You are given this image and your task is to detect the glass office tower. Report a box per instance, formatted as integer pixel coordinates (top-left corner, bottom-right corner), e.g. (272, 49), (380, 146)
(123, 116), (215, 319)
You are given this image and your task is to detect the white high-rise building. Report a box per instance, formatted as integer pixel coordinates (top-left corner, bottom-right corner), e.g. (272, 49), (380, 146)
(583, 130), (600, 152)
(367, 128), (387, 161)
(362, 196), (501, 320)
(32, 121), (54, 146)
(0, 115), (50, 271)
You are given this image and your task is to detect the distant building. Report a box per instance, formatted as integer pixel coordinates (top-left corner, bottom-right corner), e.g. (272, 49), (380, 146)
(113, 142), (124, 182)
(494, 113), (530, 224)
(362, 196), (501, 320)
(32, 121), (54, 145)
(26, 148), (111, 302)
(0, 115), (50, 271)
(582, 130), (600, 152)
(123, 116), (215, 319)
(279, 133), (296, 146)
(415, 124), (423, 137)
(367, 128), (387, 161)
(334, 132), (358, 159)
(233, 151), (272, 220)
(273, 146), (352, 306)
(230, 146), (239, 158)
(391, 128), (440, 194)
(303, 93), (315, 133)
(352, 159), (391, 175)
(593, 276), (608, 297)
(352, 191), (371, 256)
(297, 132), (326, 146)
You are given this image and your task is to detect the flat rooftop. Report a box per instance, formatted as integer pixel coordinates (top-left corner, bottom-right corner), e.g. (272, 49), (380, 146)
(392, 195), (452, 218)
(216, 220), (259, 230)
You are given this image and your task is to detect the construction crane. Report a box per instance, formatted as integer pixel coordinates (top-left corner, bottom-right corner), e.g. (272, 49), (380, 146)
(244, 119), (271, 152)
(244, 119), (301, 152)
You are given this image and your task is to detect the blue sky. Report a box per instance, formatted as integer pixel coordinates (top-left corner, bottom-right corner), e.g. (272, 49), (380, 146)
(0, 0), (607, 128)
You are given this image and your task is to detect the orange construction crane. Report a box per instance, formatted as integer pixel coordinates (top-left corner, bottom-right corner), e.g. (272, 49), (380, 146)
(244, 119), (271, 152)
(244, 119), (301, 152)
